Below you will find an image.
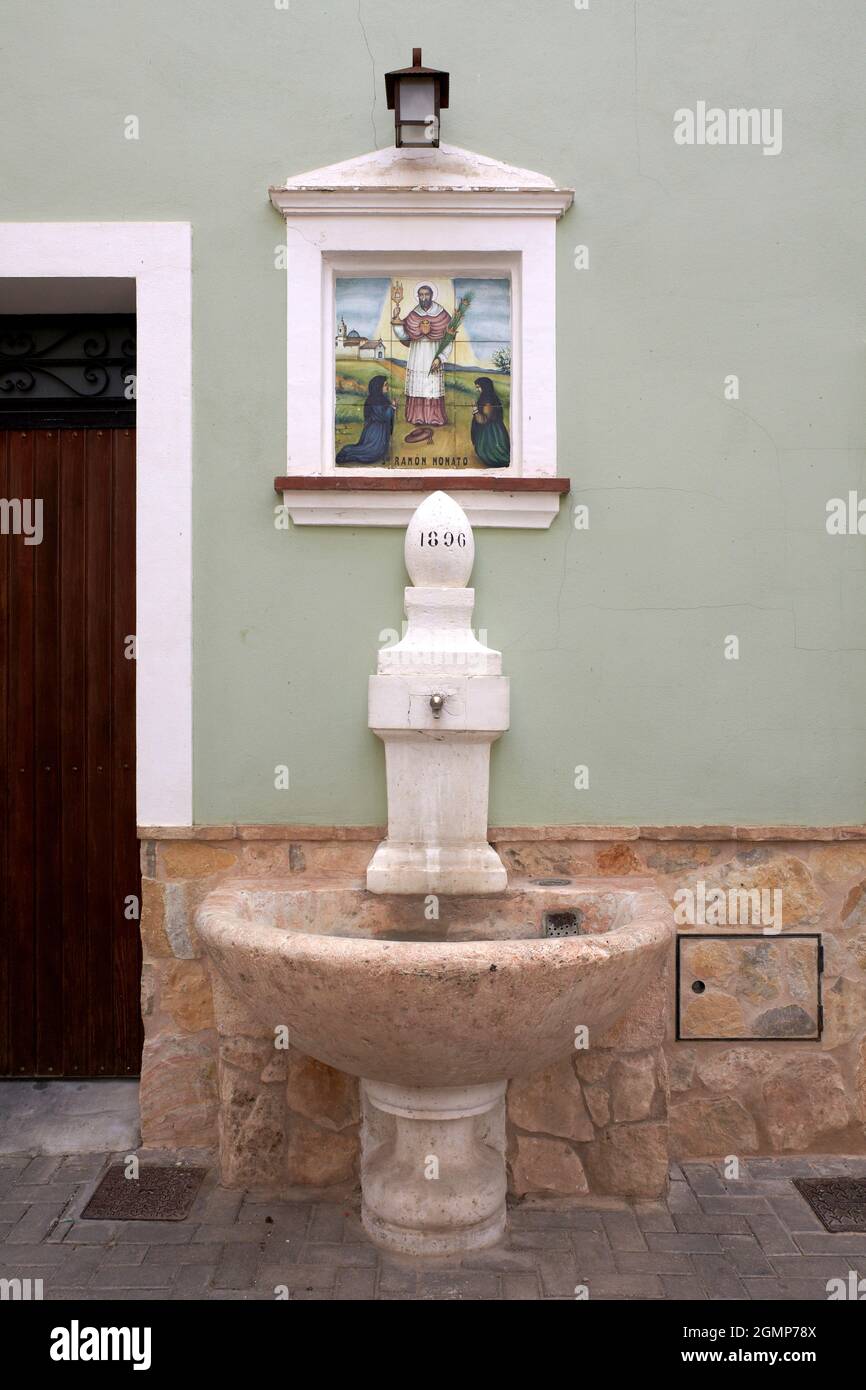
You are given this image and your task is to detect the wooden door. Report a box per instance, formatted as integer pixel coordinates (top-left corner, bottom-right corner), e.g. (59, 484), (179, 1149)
(0, 426), (142, 1076)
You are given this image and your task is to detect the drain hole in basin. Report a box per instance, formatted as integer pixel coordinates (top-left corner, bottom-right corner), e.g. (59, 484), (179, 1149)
(543, 910), (584, 938)
(531, 877), (572, 887)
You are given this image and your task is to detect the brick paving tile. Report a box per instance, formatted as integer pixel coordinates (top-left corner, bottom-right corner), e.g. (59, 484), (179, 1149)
(509, 1228), (572, 1251)
(189, 1187), (244, 1224)
(377, 1259), (418, 1295)
(666, 1180), (701, 1214)
(602, 1209), (646, 1251)
(690, 1254), (750, 1300)
(746, 1212), (800, 1255)
(56, 1246), (105, 1284)
(646, 1231), (722, 1254)
(211, 1244), (261, 1290)
(142, 1241), (223, 1267)
(634, 1203), (676, 1233)
(7, 1202), (68, 1243)
(742, 1277), (834, 1301)
(303, 1241), (377, 1267)
(767, 1196), (825, 1232)
(615, 1250), (695, 1275)
(308, 1204), (348, 1243)
(58, 1220), (121, 1244)
(114, 1221), (196, 1244)
(59, 1155), (109, 1178)
(501, 1272), (541, 1299)
(44, 1288), (117, 1302)
(174, 1263), (215, 1296)
(460, 1246), (540, 1272)
(770, 1254), (862, 1280)
(416, 1271), (500, 1300)
(342, 1212), (371, 1243)
(0, 1202), (32, 1225)
(697, 1196), (773, 1215)
(660, 1275), (707, 1299)
(507, 1207), (604, 1231)
(20, 1156), (65, 1183)
(9, 1182), (84, 1205)
(569, 1232), (617, 1272)
(190, 1223), (263, 1244)
(673, 1213), (750, 1234)
(715, 1234), (775, 1277)
(334, 1268), (377, 1300)
(88, 1264), (176, 1289)
(537, 1252), (581, 1297)
(102, 1243), (149, 1266)
(681, 1164), (728, 1196)
(794, 1232), (866, 1254)
(744, 1158), (817, 1178)
(256, 1263), (337, 1291)
(0, 1239), (68, 1265)
(236, 1205), (311, 1238)
(584, 1274), (664, 1300)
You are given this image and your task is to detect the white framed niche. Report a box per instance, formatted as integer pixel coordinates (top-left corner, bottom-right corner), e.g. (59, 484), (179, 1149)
(270, 144), (573, 528)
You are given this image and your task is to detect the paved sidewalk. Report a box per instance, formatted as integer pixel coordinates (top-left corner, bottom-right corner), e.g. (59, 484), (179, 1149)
(1, 1152), (865, 1300)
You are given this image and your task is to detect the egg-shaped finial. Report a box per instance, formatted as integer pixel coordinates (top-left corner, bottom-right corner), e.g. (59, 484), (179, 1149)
(404, 491), (475, 588)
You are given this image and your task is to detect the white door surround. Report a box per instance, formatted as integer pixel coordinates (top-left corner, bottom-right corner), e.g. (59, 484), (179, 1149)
(0, 222), (193, 827)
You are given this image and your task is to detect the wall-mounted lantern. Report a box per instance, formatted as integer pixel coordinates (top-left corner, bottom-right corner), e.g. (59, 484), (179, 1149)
(385, 48), (450, 149)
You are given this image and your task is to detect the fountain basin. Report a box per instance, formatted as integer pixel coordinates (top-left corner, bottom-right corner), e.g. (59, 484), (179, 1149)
(198, 876), (670, 1087)
(197, 875), (672, 1255)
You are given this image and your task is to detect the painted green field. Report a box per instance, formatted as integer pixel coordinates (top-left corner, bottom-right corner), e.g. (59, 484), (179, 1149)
(335, 358), (511, 466)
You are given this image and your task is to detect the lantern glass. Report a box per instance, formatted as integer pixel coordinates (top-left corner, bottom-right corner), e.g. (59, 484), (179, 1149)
(399, 77), (435, 121)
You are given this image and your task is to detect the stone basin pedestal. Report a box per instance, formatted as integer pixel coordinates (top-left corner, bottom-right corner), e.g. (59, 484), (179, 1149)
(361, 1079), (507, 1255)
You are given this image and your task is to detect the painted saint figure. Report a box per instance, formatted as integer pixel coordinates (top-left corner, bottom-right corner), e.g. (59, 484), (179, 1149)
(335, 375), (396, 465)
(471, 377), (510, 467)
(391, 281), (452, 430)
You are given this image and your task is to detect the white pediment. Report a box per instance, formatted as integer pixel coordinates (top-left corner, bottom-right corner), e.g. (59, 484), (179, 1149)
(270, 144), (573, 218)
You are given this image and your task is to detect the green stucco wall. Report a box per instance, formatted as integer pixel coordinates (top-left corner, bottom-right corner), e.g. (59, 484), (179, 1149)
(3, 0), (865, 826)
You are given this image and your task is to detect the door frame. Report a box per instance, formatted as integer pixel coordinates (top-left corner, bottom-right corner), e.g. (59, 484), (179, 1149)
(0, 223), (192, 826)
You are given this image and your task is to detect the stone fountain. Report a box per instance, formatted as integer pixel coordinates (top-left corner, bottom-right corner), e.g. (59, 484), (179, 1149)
(197, 493), (672, 1255)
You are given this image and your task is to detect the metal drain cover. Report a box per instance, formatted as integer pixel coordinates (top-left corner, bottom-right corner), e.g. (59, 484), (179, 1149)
(793, 1177), (866, 1232)
(81, 1164), (206, 1222)
(543, 909), (584, 938)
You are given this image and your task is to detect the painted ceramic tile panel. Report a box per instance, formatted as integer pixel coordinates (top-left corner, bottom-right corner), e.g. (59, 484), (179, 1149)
(334, 275), (512, 469)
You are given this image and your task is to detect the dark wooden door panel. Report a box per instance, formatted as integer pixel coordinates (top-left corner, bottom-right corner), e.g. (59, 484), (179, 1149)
(0, 426), (142, 1076)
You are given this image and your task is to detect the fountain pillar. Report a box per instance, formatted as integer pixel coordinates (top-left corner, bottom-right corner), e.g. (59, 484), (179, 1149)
(361, 1079), (507, 1255)
(366, 491), (509, 894)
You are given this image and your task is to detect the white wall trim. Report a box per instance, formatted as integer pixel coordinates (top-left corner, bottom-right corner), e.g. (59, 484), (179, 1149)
(0, 222), (193, 826)
(281, 489), (562, 529)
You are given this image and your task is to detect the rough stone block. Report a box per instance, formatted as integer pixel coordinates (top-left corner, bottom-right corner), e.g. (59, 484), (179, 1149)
(582, 1121), (669, 1200)
(509, 1134), (588, 1197)
(139, 1033), (218, 1148)
(507, 1059), (593, 1141)
(761, 1055), (852, 1151)
(285, 1051), (360, 1133)
(669, 1095), (758, 1156)
(284, 1114), (358, 1187)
